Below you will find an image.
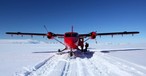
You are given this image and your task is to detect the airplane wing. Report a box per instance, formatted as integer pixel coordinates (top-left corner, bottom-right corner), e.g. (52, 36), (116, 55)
(6, 32), (64, 37)
(6, 32), (46, 36)
(79, 31), (139, 38)
(97, 31), (139, 36)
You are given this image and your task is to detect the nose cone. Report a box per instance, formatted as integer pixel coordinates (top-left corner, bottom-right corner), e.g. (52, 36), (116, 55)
(64, 37), (78, 49)
(68, 39), (74, 45)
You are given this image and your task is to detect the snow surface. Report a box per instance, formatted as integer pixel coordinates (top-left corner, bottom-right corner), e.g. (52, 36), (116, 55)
(0, 39), (146, 76)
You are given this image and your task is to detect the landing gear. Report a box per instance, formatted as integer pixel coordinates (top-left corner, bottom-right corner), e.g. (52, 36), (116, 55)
(57, 47), (67, 55)
(57, 47), (74, 57)
(58, 49), (61, 52)
(58, 46), (67, 52)
(69, 48), (73, 57)
(70, 51), (73, 56)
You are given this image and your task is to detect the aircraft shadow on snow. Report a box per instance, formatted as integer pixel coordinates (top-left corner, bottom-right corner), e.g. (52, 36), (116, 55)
(32, 50), (94, 59)
(100, 48), (145, 53)
(73, 50), (94, 58)
(32, 51), (60, 53)
(32, 48), (144, 58)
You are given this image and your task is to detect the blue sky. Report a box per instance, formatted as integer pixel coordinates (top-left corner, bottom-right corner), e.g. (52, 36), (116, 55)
(0, 0), (146, 43)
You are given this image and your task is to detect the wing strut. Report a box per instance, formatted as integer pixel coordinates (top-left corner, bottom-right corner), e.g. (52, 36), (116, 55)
(54, 38), (66, 46)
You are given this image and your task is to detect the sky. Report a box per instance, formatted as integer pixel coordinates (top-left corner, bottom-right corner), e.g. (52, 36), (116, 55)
(0, 0), (146, 43)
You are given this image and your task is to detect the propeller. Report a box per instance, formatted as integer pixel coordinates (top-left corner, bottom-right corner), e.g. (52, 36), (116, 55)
(44, 25), (48, 32)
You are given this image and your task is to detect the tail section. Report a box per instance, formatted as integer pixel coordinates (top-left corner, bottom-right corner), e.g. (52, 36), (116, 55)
(71, 25), (73, 32)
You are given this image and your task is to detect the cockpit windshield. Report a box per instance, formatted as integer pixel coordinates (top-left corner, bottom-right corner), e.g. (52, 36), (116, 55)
(65, 33), (78, 37)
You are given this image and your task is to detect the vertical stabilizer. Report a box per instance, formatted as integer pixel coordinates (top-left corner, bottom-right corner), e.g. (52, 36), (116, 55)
(71, 25), (73, 32)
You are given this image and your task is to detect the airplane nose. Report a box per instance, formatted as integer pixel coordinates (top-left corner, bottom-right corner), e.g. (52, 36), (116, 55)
(65, 38), (77, 49)
(68, 39), (74, 44)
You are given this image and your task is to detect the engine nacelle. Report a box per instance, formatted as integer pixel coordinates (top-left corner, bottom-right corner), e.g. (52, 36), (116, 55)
(47, 32), (54, 39)
(90, 32), (96, 39)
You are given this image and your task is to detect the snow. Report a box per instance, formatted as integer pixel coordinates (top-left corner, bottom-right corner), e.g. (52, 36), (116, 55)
(0, 39), (146, 76)
(0, 39), (43, 44)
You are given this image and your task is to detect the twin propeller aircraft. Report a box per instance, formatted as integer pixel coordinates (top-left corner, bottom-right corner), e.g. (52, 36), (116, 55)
(6, 26), (139, 56)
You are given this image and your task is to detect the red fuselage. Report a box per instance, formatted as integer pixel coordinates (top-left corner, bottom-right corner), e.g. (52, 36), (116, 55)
(64, 32), (79, 49)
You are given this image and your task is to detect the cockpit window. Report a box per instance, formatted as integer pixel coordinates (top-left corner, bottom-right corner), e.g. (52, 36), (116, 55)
(65, 33), (78, 37)
(65, 33), (71, 37)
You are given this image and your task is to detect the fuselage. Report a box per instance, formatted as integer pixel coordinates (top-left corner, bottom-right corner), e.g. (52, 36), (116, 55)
(64, 32), (79, 49)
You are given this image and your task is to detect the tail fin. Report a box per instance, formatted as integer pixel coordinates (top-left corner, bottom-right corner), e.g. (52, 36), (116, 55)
(71, 25), (73, 32)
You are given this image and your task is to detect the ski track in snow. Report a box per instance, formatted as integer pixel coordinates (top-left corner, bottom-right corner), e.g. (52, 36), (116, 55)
(16, 52), (146, 76)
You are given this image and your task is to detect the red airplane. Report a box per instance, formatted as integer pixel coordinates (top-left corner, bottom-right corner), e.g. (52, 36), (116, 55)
(6, 26), (139, 56)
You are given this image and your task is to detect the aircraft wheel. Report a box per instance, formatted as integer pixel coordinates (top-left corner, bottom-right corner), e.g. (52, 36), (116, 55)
(70, 52), (73, 56)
